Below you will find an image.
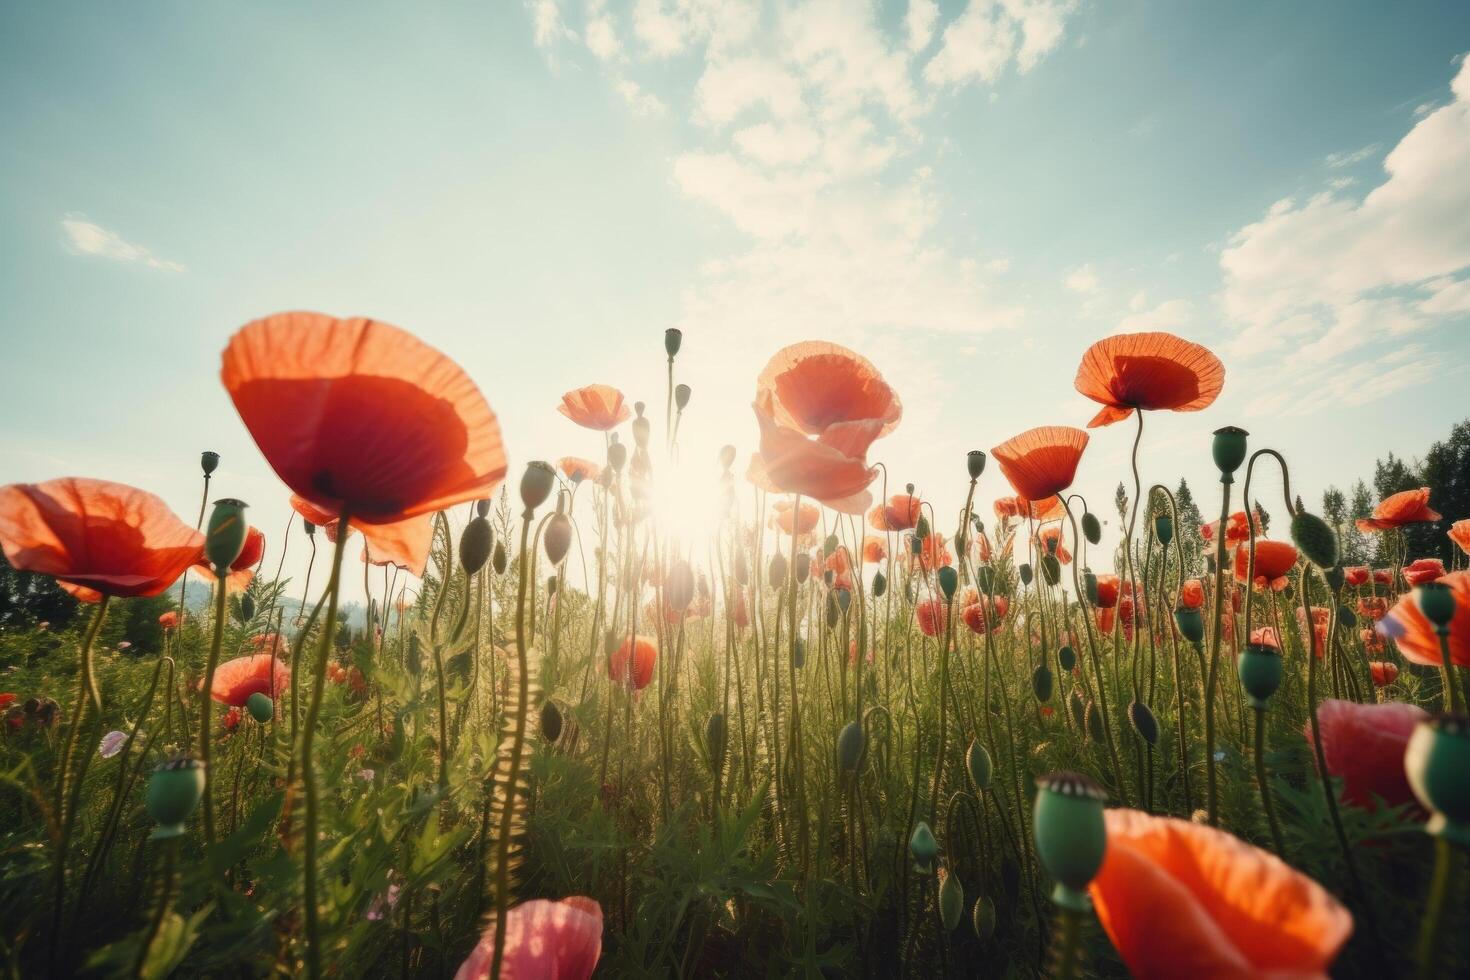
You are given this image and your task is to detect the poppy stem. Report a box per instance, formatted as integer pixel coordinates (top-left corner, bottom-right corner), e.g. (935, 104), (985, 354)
(1048, 904), (1085, 980)
(1438, 629), (1464, 714)
(199, 572), (231, 848)
(1204, 474), (1231, 826)
(132, 836), (180, 979)
(300, 508), (352, 980)
(1252, 706), (1286, 857)
(1416, 837), (1457, 980)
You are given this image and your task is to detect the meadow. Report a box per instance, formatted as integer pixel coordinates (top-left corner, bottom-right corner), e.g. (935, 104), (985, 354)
(1, 316), (1468, 978)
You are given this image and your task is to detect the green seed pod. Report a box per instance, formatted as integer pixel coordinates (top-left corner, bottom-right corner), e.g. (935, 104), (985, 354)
(664, 327), (683, 358)
(1129, 700), (1158, 745)
(607, 439), (628, 472)
(966, 739), (993, 792)
(204, 498), (250, 572)
(1083, 569), (1098, 604)
(915, 515), (931, 540)
(1417, 581), (1459, 629)
(246, 692), (273, 724)
(1153, 514), (1173, 547)
(823, 534), (839, 557)
(1238, 643), (1283, 708)
(871, 570), (887, 598)
(303, 518), (316, 537)
(520, 460), (556, 513)
(706, 711), (727, 762)
(475, 498), (491, 518)
(461, 516), (493, 575)
(825, 592), (840, 629)
(794, 553), (811, 584)
(540, 700), (563, 743)
(975, 565), (994, 593)
(835, 589), (851, 613)
(719, 444), (736, 473)
(1174, 606), (1205, 644)
(1032, 663), (1053, 703)
(406, 633), (423, 676)
(909, 821), (939, 873)
(674, 383), (691, 410)
(938, 566), (958, 601)
(1040, 554), (1061, 586)
(147, 756), (206, 840)
(1058, 645), (1076, 671)
(544, 512), (572, 565)
(1069, 690), (1086, 731)
(1082, 512), (1102, 545)
(792, 638), (806, 670)
(1338, 604), (1357, 628)
(1324, 565), (1344, 592)
(239, 593), (256, 621)
(492, 541), (507, 575)
(547, 575), (558, 596)
(1290, 512), (1339, 569)
(200, 451), (220, 476)
(967, 450), (987, 480)
(1405, 714), (1470, 845)
(769, 553), (788, 589)
(837, 720), (865, 772)
(1019, 563), (1033, 587)
(1211, 426), (1249, 481)
(1032, 771), (1107, 910)
(972, 896), (996, 942)
(939, 871), (964, 932)
(1085, 700), (1106, 744)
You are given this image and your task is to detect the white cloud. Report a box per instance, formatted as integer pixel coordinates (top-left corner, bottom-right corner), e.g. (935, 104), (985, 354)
(907, 0), (940, 53)
(732, 121), (820, 166)
(1065, 262), (1099, 292)
(693, 55), (805, 127)
(585, 11), (621, 61)
(924, 0), (1076, 87)
(1118, 298), (1192, 331)
(1421, 276), (1470, 315)
(61, 215), (185, 272)
(614, 77), (666, 115)
(1325, 142), (1381, 168)
(527, 0), (574, 48)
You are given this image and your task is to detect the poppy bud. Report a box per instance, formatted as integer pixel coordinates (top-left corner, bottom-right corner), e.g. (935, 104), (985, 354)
(966, 739), (993, 792)
(906, 483), (915, 495)
(146, 756), (206, 840)
(541, 700), (563, 743)
(825, 592), (840, 629)
(938, 566), (958, 601)
(1153, 514), (1173, 547)
(975, 565), (994, 593)
(632, 416), (651, 449)
(910, 535), (923, 556)
(664, 327), (683, 358)
(1082, 569), (1097, 604)
(1070, 690), (1086, 731)
(1058, 645), (1076, 671)
(1238, 643), (1282, 708)
(520, 461), (556, 514)
(1290, 512), (1338, 569)
(475, 498), (491, 518)
(407, 633), (422, 675)
(666, 561), (695, 613)
(1032, 771), (1107, 909)
(1040, 554), (1061, 586)
(769, 554), (788, 589)
(795, 553), (811, 584)
(1212, 426), (1249, 482)
(674, 384), (691, 409)
(837, 720), (865, 772)
(909, 820), (939, 873)
(1324, 566), (1345, 592)
(818, 534), (835, 557)
(607, 439), (628, 472)
(915, 515), (931, 540)
(939, 870), (964, 932)
(1338, 604), (1357, 627)
(871, 570), (887, 598)
(706, 711), (727, 762)
(547, 575), (558, 596)
(835, 588), (851, 613)
(1129, 700), (1158, 745)
(303, 518), (315, 536)
(967, 450), (986, 480)
(240, 593), (256, 621)
(492, 541), (507, 575)
(1405, 714), (1470, 844)
(1032, 663), (1053, 702)
(461, 516), (493, 575)
(718, 444), (736, 472)
(246, 691), (273, 723)
(200, 451), (220, 476)
(1019, 563), (1034, 587)
(1085, 700), (1106, 744)
(544, 512), (572, 565)
(205, 498), (250, 573)
(791, 637), (806, 670)
(973, 896), (997, 941)
(1173, 606), (1204, 644)
(1416, 581), (1458, 629)
(1082, 512), (1101, 545)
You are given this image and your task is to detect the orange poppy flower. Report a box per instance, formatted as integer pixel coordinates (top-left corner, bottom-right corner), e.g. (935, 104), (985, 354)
(1355, 487), (1441, 532)
(771, 499), (820, 536)
(1372, 568), (1393, 587)
(609, 635), (656, 690)
(1380, 570), (1470, 669)
(1357, 596), (1389, 622)
(910, 533), (953, 572)
(1036, 526), (1071, 564)
(991, 427), (1089, 503)
(1233, 540), (1298, 590)
(222, 312), (507, 526)
(158, 610), (180, 629)
(1179, 578), (1204, 609)
(1089, 808), (1351, 979)
(1451, 519), (1470, 556)
(1200, 510), (1262, 550)
(206, 653), (290, 706)
(292, 495), (431, 578)
(862, 535), (886, 563)
(915, 598), (950, 637)
(456, 896), (603, 980)
(868, 493), (921, 532)
(755, 341), (901, 439)
(992, 497), (1020, 521)
(1311, 698), (1427, 811)
(1343, 566), (1370, 587)
(558, 456), (602, 484)
(1368, 661), (1398, 687)
(0, 478), (203, 599)
(993, 494), (1064, 523)
(1361, 628), (1386, 656)
(960, 595), (1009, 634)
(1402, 558), (1445, 586)
(1074, 332), (1225, 428)
(192, 525), (265, 592)
(1249, 625), (1280, 650)
(557, 384), (631, 431)
(748, 403), (880, 514)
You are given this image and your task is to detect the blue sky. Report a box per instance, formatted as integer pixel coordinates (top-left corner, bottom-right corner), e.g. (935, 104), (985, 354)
(2, 1), (1468, 603)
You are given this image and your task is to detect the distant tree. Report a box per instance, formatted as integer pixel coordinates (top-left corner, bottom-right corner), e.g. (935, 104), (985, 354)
(0, 552), (80, 629)
(1174, 479), (1205, 575)
(1419, 419), (1470, 563)
(1345, 480), (1374, 565)
(119, 593), (173, 654)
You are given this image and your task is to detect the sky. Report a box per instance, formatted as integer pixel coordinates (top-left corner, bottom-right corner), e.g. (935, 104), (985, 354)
(2, 1), (1468, 607)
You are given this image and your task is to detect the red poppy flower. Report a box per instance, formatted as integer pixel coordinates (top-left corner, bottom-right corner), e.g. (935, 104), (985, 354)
(748, 404), (880, 514)
(557, 384), (631, 431)
(771, 499), (820, 536)
(609, 636), (656, 690)
(960, 595), (1009, 634)
(862, 535), (886, 563)
(915, 598), (950, 637)
(1089, 808), (1351, 980)
(192, 525), (265, 592)
(0, 478), (203, 599)
(1036, 526), (1071, 564)
(1355, 487), (1441, 532)
(206, 653), (290, 706)
(1380, 571), (1470, 669)
(1232, 540), (1298, 590)
(1451, 519), (1470, 557)
(993, 497), (1020, 521)
(455, 896), (602, 980)
(1402, 558), (1445, 586)
(1094, 574), (1120, 609)
(1179, 578), (1204, 609)
(1343, 566), (1370, 588)
(994, 494), (1064, 522)
(729, 591), (750, 630)
(1372, 568), (1393, 587)
(158, 610), (180, 630)
(1361, 628), (1385, 655)
(292, 495), (431, 578)
(250, 633), (284, 655)
(0, 693), (16, 710)
(1357, 596), (1389, 622)
(847, 641), (874, 666)
(756, 341), (902, 439)
(991, 427), (1089, 502)
(1249, 626), (1280, 650)
(1369, 661), (1398, 687)
(222, 706), (242, 732)
(910, 534), (953, 572)
(1311, 698), (1427, 810)
(1074, 332), (1225, 428)
(868, 493), (921, 532)
(1200, 510), (1262, 550)
(222, 312), (508, 526)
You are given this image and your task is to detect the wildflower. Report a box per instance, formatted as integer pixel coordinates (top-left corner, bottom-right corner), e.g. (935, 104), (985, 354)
(1073, 332), (1225, 428)
(609, 636), (656, 691)
(1343, 566), (1370, 587)
(557, 384), (631, 431)
(1380, 571), (1470, 669)
(558, 456), (602, 483)
(191, 525), (265, 591)
(1369, 661), (1398, 688)
(960, 595), (1009, 634)
(1179, 578), (1204, 609)
(771, 499), (819, 536)
(1357, 596), (1389, 622)
(1355, 487), (1441, 532)
(1311, 698), (1427, 810)
(910, 533), (953, 572)
(207, 654), (289, 706)
(862, 535), (886, 563)
(1232, 540), (1298, 591)
(455, 896), (602, 980)
(99, 730), (129, 758)
(292, 495), (432, 578)
(1450, 519), (1470, 556)
(915, 598), (950, 638)
(991, 426), (1089, 502)
(158, 610), (180, 629)
(868, 493), (921, 532)
(1402, 558), (1446, 586)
